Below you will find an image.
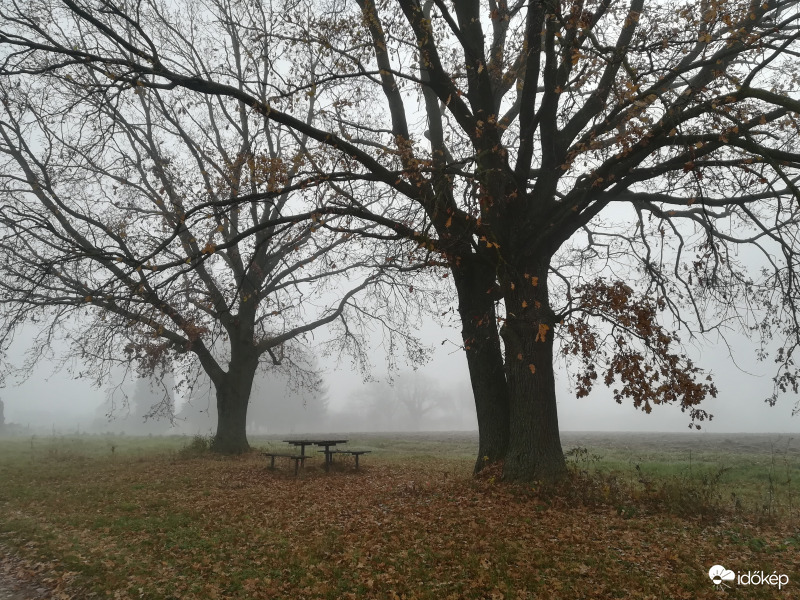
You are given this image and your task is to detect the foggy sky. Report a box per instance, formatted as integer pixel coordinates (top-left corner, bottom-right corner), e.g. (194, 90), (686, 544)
(1, 316), (797, 435)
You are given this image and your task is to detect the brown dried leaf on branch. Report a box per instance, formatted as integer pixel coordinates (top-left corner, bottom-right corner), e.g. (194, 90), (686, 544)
(561, 280), (717, 426)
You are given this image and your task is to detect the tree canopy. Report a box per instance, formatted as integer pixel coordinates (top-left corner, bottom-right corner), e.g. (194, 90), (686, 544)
(0, 0), (427, 452)
(2, 0), (800, 478)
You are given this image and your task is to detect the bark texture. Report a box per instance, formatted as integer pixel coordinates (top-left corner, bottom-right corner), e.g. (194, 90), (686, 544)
(452, 260), (509, 473)
(210, 344), (258, 455)
(500, 261), (567, 481)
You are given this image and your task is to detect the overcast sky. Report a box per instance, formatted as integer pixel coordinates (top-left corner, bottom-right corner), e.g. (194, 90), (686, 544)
(2, 313), (798, 435)
(324, 316), (799, 434)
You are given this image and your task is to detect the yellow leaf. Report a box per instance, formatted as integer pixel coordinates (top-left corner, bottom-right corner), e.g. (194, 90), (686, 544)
(535, 323), (550, 342)
(528, 364), (536, 374)
(531, 276), (539, 286)
(445, 215), (453, 228)
(522, 300), (528, 308)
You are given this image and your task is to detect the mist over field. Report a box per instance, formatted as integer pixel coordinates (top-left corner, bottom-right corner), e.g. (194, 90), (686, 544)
(1, 321), (796, 437)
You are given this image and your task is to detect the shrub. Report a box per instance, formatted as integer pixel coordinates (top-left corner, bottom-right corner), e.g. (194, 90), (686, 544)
(178, 435), (211, 458)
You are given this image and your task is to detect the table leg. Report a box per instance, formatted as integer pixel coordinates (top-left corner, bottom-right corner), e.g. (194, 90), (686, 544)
(300, 444), (309, 470)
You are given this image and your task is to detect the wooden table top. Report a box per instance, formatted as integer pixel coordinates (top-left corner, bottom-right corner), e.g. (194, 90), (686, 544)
(282, 439), (349, 445)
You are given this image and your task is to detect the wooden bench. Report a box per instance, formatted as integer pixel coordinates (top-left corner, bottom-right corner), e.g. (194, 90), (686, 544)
(319, 449), (372, 470)
(263, 452), (306, 475)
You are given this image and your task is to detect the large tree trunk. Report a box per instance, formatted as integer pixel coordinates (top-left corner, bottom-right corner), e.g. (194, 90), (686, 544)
(210, 348), (258, 454)
(499, 260), (567, 482)
(452, 258), (510, 473)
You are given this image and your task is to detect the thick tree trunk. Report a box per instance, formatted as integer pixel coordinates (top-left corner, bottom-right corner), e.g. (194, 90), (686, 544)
(210, 349), (258, 454)
(500, 261), (567, 482)
(452, 259), (510, 473)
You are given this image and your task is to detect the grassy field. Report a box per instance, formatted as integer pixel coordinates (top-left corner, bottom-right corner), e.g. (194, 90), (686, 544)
(0, 431), (798, 599)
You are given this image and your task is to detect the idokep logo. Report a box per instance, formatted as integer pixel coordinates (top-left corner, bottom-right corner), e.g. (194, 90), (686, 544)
(708, 565), (735, 588)
(708, 564), (790, 590)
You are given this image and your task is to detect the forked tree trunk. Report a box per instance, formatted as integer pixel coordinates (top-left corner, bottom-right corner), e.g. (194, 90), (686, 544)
(452, 260), (510, 473)
(211, 351), (258, 454)
(500, 261), (567, 482)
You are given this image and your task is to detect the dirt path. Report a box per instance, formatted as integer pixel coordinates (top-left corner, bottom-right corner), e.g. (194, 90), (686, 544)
(0, 547), (53, 600)
(0, 582), (46, 600)
(0, 576), (51, 600)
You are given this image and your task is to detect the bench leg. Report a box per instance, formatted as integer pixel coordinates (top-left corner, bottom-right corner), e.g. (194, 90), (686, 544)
(355, 454), (360, 470)
(294, 458), (300, 476)
(270, 455), (276, 469)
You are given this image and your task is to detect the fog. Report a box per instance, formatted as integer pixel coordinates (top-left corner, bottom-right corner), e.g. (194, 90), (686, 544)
(1, 315), (797, 437)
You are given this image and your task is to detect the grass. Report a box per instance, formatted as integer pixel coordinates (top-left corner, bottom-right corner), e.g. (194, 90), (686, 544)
(0, 432), (798, 599)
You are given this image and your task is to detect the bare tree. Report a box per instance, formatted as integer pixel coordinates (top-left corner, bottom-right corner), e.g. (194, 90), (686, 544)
(351, 371), (452, 430)
(0, 0), (422, 453)
(3, 0), (800, 477)
(393, 372), (452, 430)
(94, 373), (175, 434)
(176, 352), (331, 435)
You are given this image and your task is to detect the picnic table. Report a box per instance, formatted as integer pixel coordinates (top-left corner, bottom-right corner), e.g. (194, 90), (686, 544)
(283, 438), (348, 461)
(263, 439), (371, 473)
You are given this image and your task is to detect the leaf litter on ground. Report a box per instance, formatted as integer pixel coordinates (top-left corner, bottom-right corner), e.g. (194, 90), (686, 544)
(0, 445), (797, 599)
